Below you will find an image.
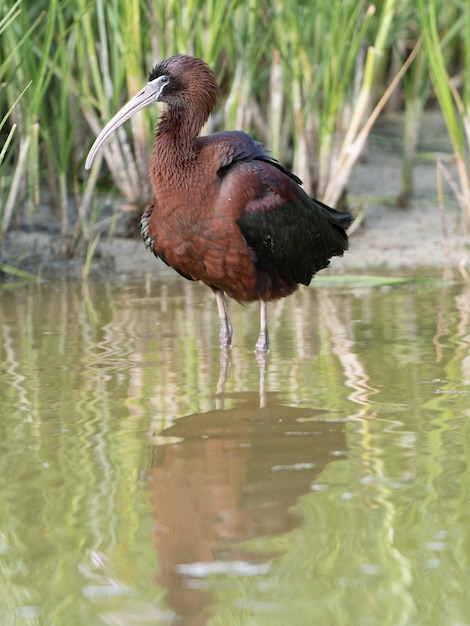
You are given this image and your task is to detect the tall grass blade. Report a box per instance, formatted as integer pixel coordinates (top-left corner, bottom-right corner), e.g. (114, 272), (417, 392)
(417, 0), (470, 224)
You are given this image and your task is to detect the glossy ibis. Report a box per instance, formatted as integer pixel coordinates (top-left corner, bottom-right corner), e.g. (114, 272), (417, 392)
(86, 55), (352, 351)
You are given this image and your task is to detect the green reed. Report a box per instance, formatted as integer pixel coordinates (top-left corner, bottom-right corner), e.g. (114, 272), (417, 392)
(417, 0), (470, 225)
(0, 3), (22, 173)
(0, 2), (42, 238)
(275, 0), (401, 205)
(1, 0), (469, 253)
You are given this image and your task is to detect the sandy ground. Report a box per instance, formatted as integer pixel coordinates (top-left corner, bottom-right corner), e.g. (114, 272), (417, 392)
(2, 111), (469, 280)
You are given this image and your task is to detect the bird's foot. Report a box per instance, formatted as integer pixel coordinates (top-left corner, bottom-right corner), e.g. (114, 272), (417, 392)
(255, 331), (269, 353)
(255, 349), (268, 408)
(256, 301), (269, 353)
(216, 347), (232, 397)
(219, 322), (233, 348)
(215, 291), (233, 348)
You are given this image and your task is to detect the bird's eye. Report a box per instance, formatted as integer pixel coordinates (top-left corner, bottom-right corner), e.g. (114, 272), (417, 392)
(161, 76), (169, 84)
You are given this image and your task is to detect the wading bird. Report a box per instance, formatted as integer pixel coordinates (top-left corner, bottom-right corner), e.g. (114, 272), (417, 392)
(86, 55), (352, 351)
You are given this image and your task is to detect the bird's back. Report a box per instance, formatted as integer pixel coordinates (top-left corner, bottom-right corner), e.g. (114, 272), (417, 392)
(211, 136), (352, 297)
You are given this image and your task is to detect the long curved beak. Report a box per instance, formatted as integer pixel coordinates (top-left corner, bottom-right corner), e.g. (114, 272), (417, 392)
(85, 82), (159, 170)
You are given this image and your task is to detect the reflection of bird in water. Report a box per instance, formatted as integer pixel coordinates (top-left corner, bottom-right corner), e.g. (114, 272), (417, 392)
(146, 396), (347, 625)
(86, 55), (352, 351)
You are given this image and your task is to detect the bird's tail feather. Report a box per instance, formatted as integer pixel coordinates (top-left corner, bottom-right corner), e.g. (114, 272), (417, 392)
(316, 200), (354, 230)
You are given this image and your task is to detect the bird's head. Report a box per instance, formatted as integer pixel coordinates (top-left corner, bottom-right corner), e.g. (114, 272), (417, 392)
(85, 55), (218, 170)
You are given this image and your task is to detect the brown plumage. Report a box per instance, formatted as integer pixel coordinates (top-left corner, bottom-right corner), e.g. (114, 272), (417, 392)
(86, 55), (353, 351)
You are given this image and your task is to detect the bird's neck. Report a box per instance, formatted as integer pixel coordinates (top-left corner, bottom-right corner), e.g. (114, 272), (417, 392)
(156, 108), (205, 150)
(151, 108), (203, 183)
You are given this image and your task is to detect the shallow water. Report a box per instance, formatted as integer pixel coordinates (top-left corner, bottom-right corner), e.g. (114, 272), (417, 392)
(1, 275), (470, 626)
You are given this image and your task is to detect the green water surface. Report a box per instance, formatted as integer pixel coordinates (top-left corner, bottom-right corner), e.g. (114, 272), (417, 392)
(0, 276), (469, 625)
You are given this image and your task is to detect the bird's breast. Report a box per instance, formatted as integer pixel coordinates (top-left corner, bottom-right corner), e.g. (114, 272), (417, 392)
(144, 191), (261, 300)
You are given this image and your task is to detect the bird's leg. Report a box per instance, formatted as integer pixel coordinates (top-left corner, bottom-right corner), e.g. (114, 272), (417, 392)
(255, 300), (269, 352)
(215, 290), (233, 348)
